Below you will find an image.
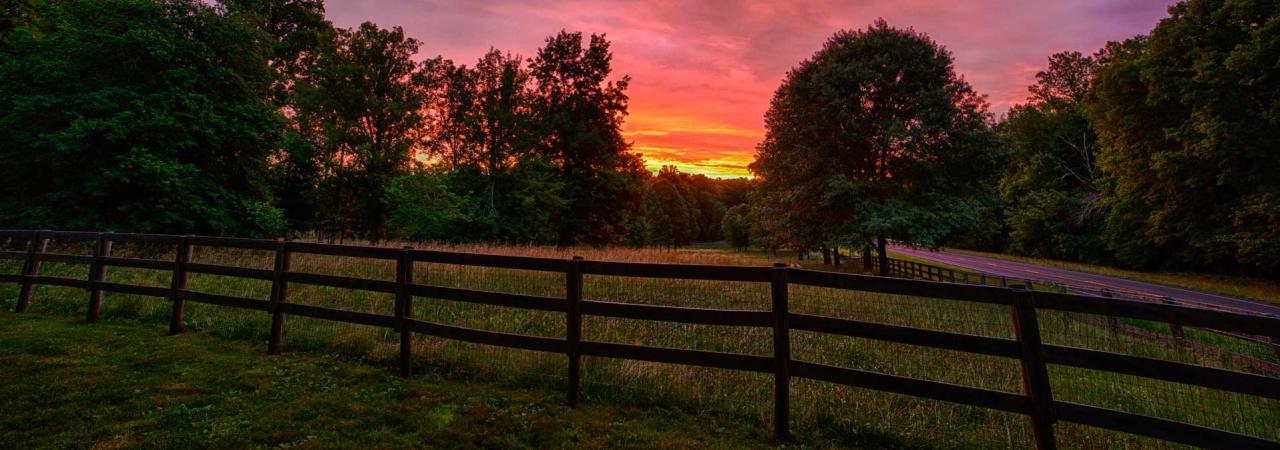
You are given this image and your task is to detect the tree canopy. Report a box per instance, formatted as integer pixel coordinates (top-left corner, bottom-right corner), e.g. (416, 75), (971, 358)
(998, 51), (1107, 262)
(749, 20), (997, 271)
(1087, 0), (1280, 274)
(0, 0), (756, 247)
(5, 0), (1276, 280)
(0, 0), (287, 236)
(529, 31), (647, 245)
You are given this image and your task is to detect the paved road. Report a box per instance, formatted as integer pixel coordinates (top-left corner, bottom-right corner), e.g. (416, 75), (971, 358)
(888, 245), (1280, 316)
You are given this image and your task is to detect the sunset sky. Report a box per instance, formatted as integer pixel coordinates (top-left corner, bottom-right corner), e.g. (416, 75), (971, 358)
(327, 0), (1175, 178)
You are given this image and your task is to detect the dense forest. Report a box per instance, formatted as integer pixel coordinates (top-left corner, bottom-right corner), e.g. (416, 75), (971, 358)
(991, 0), (1280, 276)
(0, 0), (746, 247)
(1, 0), (1277, 277)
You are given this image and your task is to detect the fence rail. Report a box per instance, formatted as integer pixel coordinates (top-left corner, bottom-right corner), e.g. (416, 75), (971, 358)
(868, 252), (1280, 362)
(3, 229), (1279, 449)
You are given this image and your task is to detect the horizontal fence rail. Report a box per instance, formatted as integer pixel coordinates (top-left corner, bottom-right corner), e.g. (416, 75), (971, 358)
(2, 229), (1279, 449)
(865, 251), (1280, 366)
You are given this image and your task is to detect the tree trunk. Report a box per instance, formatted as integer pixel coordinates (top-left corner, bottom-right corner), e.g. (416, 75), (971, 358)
(833, 246), (841, 266)
(822, 248), (832, 265)
(485, 179), (498, 218)
(877, 236), (889, 276)
(862, 245), (872, 270)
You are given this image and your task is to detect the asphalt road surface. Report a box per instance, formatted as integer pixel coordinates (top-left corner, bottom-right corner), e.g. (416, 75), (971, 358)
(888, 244), (1280, 317)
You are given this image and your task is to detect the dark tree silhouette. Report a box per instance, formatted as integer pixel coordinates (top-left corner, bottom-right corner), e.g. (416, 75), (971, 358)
(750, 20), (997, 274)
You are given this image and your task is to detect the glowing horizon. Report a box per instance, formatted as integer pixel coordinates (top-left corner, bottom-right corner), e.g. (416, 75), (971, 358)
(326, 0), (1173, 178)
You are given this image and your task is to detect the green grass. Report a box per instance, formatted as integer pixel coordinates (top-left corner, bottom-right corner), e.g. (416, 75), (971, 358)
(948, 248), (1280, 306)
(1, 242), (1277, 448)
(0, 312), (797, 449)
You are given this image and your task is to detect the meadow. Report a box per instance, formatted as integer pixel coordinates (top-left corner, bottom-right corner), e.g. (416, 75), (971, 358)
(1, 239), (1276, 449)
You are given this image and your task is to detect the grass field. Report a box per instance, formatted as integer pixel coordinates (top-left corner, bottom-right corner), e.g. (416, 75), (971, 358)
(1, 241), (1277, 449)
(948, 248), (1280, 306)
(0, 312), (784, 449)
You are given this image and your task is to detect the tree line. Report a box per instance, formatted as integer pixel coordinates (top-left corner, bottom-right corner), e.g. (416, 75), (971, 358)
(976, 0), (1279, 276)
(3, 0), (1275, 277)
(744, 1), (1280, 277)
(0, 0), (747, 246)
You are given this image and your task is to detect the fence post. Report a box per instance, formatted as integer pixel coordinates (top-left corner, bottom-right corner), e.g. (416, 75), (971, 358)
(267, 238), (291, 355)
(1011, 288), (1057, 450)
(15, 231), (48, 313)
(396, 245), (414, 378)
(168, 236), (193, 335)
(1102, 289), (1119, 335)
(566, 256), (584, 407)
(771, 263), (791, 442)
(1161, 297), (1185, 344)
(1000, 276), (1008, 288)
(86, 233), (112, 323)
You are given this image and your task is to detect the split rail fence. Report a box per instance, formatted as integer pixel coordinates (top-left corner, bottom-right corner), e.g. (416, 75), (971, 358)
(3, 230), (1278, 449)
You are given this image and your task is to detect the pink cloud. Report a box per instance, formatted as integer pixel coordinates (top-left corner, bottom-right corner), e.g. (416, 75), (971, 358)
(324, 0), (1174, 177)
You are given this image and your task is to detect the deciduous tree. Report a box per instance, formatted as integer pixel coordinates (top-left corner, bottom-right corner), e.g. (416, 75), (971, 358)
(529, 31), (646, 245)
(290, 22), (438, 242)
(0, 0), (285, 236)
(750, 21), (997, 273)
(1087, 0), (1280, 275)
(999, 51), (1106, 262)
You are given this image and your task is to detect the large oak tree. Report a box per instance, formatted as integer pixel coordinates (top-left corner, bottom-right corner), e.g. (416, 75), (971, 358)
(750, 20), (996, 273)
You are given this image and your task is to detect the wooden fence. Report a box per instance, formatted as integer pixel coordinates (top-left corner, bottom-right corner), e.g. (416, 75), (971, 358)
(869, 253), (1280, 362)
(2, 230), (1279, 449)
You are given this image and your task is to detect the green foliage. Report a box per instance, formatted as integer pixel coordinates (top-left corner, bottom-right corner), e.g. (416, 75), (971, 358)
(998, 51), (1108, 263)
(626, 167), (749, 247)
(642, 167), (698, 247)
(491, 156), (571, 243)
(750, 20), (997, 256)
(1087, 0), (1280, 274)
(433, 156), (569, 244)
(289, 21), (436, 242)
(383, 168), (469, 241)
(0, 0), (283, 236)
(0, 2), (742, 247)
(529, 31), (648, 245)
(721, 204), (752, 249)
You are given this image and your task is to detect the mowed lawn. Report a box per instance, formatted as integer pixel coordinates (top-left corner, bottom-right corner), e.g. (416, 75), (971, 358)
(0, 312), (804, 449)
